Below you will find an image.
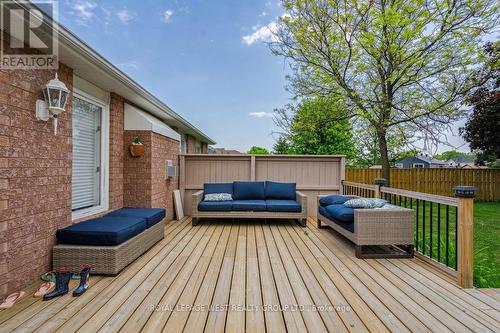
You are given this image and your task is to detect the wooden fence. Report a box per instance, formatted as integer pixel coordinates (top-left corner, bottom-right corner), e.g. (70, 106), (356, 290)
(346, 168), (500, 201)
(179, 154), (345, 216)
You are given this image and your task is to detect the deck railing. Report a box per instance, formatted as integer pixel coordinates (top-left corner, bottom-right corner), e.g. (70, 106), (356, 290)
(342, 179), (476, 288)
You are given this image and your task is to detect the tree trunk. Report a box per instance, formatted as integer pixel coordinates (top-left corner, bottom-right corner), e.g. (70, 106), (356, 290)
(377, 129), (391, 186)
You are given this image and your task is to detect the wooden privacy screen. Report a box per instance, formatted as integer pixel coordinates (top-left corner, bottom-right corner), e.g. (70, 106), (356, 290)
(179, 154), (346, 216)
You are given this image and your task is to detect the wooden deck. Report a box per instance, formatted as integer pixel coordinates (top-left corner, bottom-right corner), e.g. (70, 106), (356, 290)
(1, 217), (499, 332)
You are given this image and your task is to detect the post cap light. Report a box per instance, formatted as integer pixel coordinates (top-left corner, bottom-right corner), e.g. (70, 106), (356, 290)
(452, 186), (478, 198)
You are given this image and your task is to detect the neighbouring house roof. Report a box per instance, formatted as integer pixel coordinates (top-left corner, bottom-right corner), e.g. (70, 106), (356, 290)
(453, 156), (475, 164)
(20, 2), (216, 145)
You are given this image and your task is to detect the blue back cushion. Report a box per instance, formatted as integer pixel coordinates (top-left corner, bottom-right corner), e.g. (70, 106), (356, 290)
(319, 195), (350, 207)
(204, 183), (233, 195)
(265, 181), (296, 200)
(233, 181), (265, 200)
(105, 208), (166, 228)
(56, 217), (147, 246)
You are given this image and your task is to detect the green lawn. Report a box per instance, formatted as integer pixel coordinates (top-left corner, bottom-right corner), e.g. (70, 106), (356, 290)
(473, 202), (500, 288)
(385, 196), (499, 287)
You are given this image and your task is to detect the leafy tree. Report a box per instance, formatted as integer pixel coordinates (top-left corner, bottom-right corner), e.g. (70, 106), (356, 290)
(247, 146), (270, 154)
(434, 150), (476, 161)
(461, 42), (500, 165)
(274, 97), (358, 159)
(271, 0), (499, 184)
(273, 136), (292, 154)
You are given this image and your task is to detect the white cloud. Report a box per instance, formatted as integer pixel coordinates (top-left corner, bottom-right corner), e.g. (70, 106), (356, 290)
(163, 10), (174, 23)
(259, 11), (268, 17)
(249, 112), (274, 118)
(117, 9), (134, 24)
(71, 1), (97, 24)
(242, 20), (278, 45)
(118, 61), (139, 70)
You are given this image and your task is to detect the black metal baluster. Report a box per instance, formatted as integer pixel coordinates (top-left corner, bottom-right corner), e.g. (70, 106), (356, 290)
(404, 196), (407, 208)
(429, 202), (433, 259)
(422, 200), (426, 255)
(446, 205), (450, 266)
(455, 206), (458, 270)
(437, 203), (441, 263)
(416, 199), (419, 251)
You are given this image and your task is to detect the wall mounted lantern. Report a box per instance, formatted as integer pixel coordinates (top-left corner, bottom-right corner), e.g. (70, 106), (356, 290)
(36, 73), (69, 135)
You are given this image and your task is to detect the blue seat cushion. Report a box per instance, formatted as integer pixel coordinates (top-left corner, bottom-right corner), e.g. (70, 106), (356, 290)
(105, 208), (166, 228)
(265, 181), (296, 200)
(233, 181), (265, 200)
(319, 195), (350, 207)
(198, 200), (233, 211)
(266, 199), (301, 213)
(56, 217), (148, 246)
(319, 206), (354, 233)
(324, 204), (355, 223)
(204, 183), (233, 196)
(232, 200), (266, 211)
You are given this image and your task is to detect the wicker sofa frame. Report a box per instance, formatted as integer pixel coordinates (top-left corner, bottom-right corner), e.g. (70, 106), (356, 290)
(317, 195), (414, 258)
(52, 218), (166, 275)
(192, 190), (308, 227)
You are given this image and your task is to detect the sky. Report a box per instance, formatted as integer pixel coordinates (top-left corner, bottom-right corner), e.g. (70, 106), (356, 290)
(54, 0), (471, 154)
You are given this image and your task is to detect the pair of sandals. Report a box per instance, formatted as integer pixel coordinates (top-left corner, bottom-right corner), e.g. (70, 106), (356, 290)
(0, 281), (56, 309)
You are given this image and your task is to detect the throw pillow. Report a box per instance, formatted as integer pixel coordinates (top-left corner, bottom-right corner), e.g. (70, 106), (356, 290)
(344, 198), (387, 209)
(204, 193), (233, 201)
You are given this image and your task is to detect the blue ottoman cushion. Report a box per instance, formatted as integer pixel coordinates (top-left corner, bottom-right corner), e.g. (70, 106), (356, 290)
(56, 217), (148, 246)
(198, 200), (233, 211)
(233, 181), (265, 200)
(232, 200), (267, 211)
(105, 208), (166, 227)
(319, 195), (350, 207)
(266, 199), (301, 212)
(265, 181), (296, 200)
(204, 183), (233, 196)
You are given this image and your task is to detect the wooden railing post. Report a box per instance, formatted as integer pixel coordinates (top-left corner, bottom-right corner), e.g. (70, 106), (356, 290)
(453, 186), (478, 288)
(374, 178), (387, 199)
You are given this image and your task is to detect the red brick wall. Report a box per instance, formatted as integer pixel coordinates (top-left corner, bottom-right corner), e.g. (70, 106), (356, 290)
(186, 134), (196, 153)
(202, 142), (208, 154)
(0, 64), (73, 298)
(109, 93), (124, 210)
(151, 133), (179, 222)
(123, 131), (179, 221)
(123, 131), (152, 208)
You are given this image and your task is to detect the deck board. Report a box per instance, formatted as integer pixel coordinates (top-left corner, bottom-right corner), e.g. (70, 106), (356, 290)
(1, 217), (499, 333)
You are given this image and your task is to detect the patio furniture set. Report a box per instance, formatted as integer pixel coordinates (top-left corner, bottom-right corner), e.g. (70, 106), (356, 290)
(48, 182), (412, 286)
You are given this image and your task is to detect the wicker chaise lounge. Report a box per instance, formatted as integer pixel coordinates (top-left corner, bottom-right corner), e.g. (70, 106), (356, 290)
(53, 208), (166, 275)
(317, 195), (414, 258)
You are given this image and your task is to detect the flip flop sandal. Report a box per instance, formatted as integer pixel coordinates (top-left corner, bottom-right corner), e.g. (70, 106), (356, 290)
(33, 282), (55, 297)
(0, 291), (25, 309)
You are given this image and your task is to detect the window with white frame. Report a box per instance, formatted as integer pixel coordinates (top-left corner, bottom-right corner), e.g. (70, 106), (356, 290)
(412, 163), (425, 168)
(195, 141), (201, 153)
(72, 91), (109, 218)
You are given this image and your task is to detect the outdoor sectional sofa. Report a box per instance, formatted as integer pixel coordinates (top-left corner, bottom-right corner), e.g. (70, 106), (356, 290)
(317, 195), (414, 258)
(192, 181), (307, 226)
(53, 208), (166, 275)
